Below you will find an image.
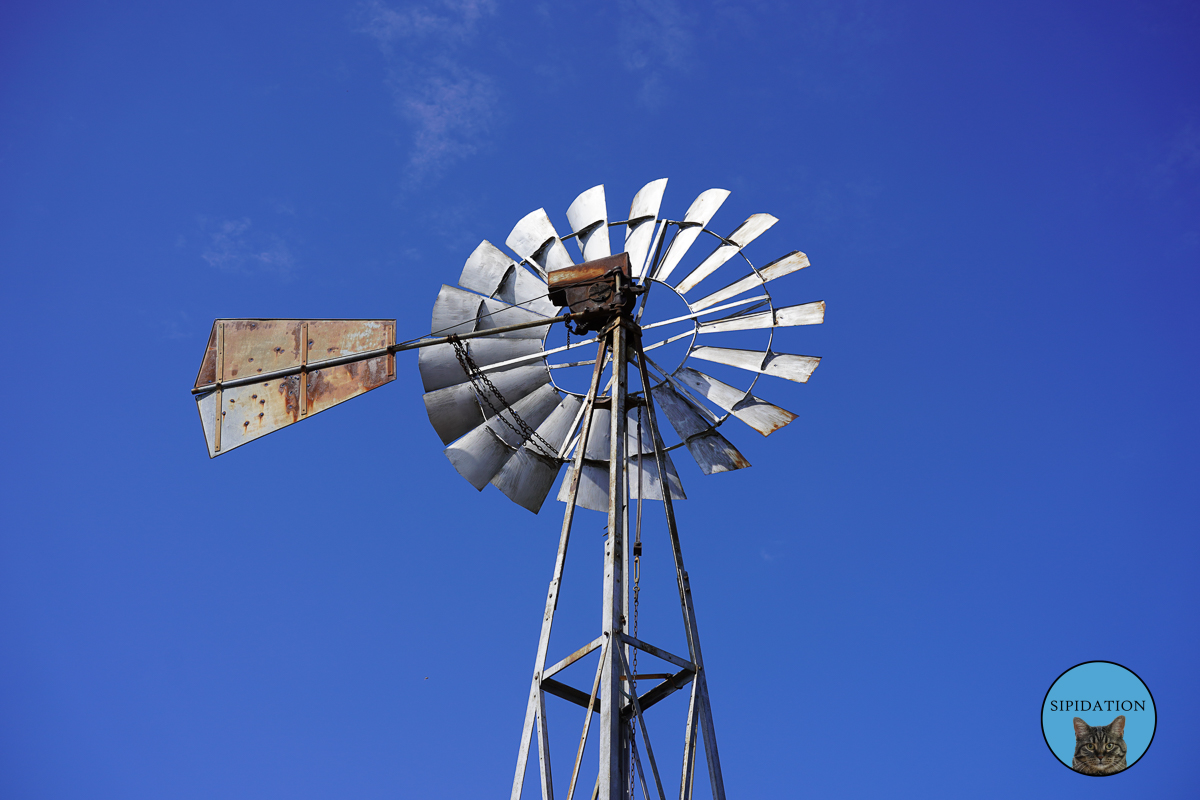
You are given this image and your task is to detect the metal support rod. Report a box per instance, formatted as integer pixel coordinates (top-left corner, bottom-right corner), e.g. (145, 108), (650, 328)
(299, 321), (309, 417)
(632, 332), (727, 800)
(679, 678), (700, 800)
(600, 319), (629, 800)
(213, 322), (224, 453)
(192, 311), (595, 394)
(512, 338), (611, 800)
(538, 683), (554, 800)
(618, 637), (667, 800)
(632, 743), (652, 800)
(567, 634), (610, 800)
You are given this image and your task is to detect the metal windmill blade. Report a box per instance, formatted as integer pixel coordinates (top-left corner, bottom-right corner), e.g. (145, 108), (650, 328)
(187, 179), (828, 800)
(420, 181), (823, 516)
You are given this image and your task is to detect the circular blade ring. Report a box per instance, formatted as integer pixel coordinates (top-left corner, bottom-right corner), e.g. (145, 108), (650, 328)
(421, 180), (823, 509)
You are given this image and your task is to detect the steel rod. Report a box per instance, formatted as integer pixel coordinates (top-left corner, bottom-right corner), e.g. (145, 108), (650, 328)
(632, 743), (652, 800)
(538, 684), (554, 800)
(679, 679), (700, 800)
(192, 311), (592, 394)
(626, 667), (695, 716)
(619, 634), (693, 672)
(567, 634), (611, 800)
(544, 635), (606, 681)
(618, 638), (667, 800)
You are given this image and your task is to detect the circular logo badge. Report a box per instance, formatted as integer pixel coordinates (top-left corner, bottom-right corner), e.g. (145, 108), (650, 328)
(1041, 661), (1156, 776)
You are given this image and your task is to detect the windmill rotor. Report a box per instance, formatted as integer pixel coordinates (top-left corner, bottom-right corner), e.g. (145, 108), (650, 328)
(420, 179), (822, 514)
(188, 178), (826, 800)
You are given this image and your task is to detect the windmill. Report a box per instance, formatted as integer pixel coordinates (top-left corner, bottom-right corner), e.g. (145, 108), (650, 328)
(190, 180), (825, 799)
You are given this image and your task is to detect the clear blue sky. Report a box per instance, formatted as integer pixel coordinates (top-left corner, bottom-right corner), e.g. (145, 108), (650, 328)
(2, 1), (1197, 797)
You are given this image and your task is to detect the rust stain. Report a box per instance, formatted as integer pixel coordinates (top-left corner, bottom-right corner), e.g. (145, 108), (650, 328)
(546, 256), (627, 288)
(197, 319), (398, 456)
(306, 369), (328, 412)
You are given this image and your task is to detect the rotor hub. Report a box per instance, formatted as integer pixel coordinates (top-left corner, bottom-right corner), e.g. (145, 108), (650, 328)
(547, 252), (642, 334)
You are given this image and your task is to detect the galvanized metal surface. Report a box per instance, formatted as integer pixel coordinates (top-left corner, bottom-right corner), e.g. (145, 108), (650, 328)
(673, 366), (797, 437)
(650, 382), (750, 475)
(554, 438), (686, 512)
(431, 285), (549, 339)
(687, 250), (810, 312)
(459, 240), (558, 317)
(491, 394), (584, 513)
(444, 383), (561, 490)
(652, 188), (730, 284)
(543, 635), (606, 681)
(696, 300), (825, 334)
(624, 178), (667, 281)
(673, 213), (778, 295)
(418, 338), (543, 393)
(478, 297), (551, 334)
(422, 364), (550, 445)
(619, 634), (694, 672)
(507, 208), (576, 277)
(566, 185), (611, 262)
(690, 346), (821, 384)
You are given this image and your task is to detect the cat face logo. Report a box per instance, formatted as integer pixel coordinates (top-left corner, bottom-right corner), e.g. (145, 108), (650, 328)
(1071, 715), (1127, 776)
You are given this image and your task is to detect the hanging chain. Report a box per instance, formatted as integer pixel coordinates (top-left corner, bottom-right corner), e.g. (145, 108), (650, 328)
(629, 406), (645, 797)
(450, 336), (561, 461)
(630, 738), (638, 798)
(633, 407), (644, 662)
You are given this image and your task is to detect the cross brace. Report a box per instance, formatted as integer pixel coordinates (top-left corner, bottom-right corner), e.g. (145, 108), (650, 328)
(510, 320), (727, 800)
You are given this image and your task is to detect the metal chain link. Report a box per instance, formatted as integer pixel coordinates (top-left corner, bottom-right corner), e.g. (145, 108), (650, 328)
(450, 337), (562, 461)
(629, 406), (644, 797)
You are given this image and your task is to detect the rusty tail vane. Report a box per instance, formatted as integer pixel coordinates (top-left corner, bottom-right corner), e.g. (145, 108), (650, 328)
(192, 319), (397, 458)
(192, 314), (591, 458)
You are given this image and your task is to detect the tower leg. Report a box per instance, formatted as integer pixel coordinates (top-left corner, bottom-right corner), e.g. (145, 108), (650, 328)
(599, 320), (629, 800)
(512, 339), (611, 800)
(632, 335), (726, 800)
(513, 323), (730, 800)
